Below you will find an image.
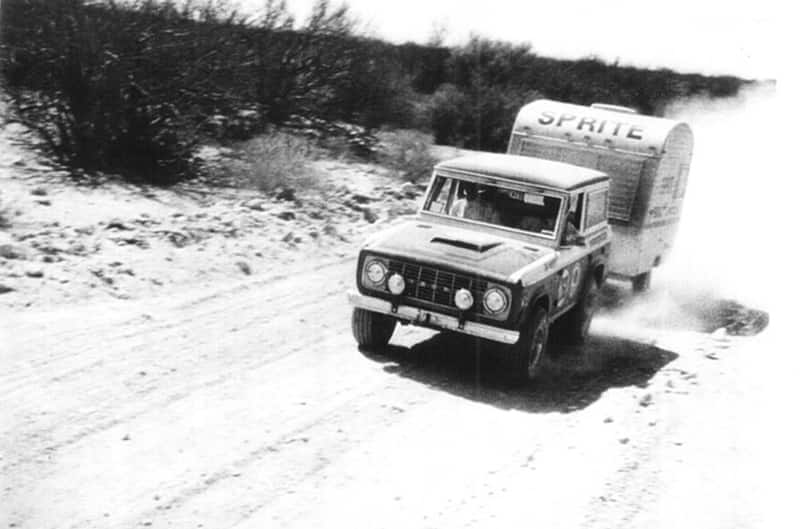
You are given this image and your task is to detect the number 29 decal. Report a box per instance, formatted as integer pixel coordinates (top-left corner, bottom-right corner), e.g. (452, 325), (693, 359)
(557, 263), (583, 306)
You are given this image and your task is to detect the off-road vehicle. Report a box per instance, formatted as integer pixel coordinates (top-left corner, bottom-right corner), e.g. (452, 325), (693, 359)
(349, 100), (693, 381)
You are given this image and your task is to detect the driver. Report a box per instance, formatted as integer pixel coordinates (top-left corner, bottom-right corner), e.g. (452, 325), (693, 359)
(449, 182), (475, 218)
(463, 185), (501, 224)
(561, 199), (580, 244)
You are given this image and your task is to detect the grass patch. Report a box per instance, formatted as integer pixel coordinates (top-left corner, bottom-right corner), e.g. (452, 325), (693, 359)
(235, 129), (321, 194)
(377, 129), (436, 182)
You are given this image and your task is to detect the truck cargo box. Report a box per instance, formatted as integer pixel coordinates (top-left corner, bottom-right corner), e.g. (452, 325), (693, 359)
(508, 99), (693, 288)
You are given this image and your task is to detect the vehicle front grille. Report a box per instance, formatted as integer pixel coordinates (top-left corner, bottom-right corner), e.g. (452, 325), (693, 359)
(387, 259), (488, 312)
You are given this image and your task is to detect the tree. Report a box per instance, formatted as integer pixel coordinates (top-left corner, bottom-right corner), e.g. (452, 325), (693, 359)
(251, 0), (358, 123)
(1, 0), (251, 182)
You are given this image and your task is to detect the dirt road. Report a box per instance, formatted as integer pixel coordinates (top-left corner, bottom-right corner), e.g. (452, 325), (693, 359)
(2, 84), (790, 528)
(0, 252), (783, 528)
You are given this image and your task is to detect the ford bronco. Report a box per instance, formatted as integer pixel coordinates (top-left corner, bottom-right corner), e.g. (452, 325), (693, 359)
(348, 152), (611, 381)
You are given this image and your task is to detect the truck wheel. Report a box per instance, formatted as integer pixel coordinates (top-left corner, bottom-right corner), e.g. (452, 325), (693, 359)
(632, 271), (651, 292)
(351, 308), (396, 349)
(507, 307), (549, 382)
(559, 277), (598, 345)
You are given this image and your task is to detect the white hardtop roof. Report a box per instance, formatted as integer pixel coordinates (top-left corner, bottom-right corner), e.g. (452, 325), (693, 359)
(435, 152), (608, 191)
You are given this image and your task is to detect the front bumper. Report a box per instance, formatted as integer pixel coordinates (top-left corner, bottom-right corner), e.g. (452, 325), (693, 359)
(348, 290), (520, 345)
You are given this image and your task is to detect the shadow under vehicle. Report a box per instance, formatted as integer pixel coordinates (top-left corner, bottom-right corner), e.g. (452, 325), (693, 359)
(367, 331), (678, 414)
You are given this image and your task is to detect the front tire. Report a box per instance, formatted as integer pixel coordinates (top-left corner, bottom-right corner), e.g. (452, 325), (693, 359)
(351, 308), (396, 349)
(507, 307), (549, 382)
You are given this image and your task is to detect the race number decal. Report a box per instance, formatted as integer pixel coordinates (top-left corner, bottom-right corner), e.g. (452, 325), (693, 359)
(569, 265), (582, 298)
(557, 269), (569, 305)
(557, 263), (583, 306)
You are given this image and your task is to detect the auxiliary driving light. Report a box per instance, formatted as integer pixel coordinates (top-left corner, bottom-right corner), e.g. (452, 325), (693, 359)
(387, 273), (406, 295)
(483, 288), (508, 314)
(454, 288), (474, 310)
(365, 260), (387, 285)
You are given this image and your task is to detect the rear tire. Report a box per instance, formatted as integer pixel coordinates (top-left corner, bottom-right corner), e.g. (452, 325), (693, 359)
(632, 271), (651, 292)
(507, 307), (549, 383)
(351, 308), (396, 349)
(558, 277), (598, 345)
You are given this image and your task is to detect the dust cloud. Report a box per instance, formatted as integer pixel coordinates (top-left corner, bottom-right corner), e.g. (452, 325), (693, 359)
(594, 82), (778, 338)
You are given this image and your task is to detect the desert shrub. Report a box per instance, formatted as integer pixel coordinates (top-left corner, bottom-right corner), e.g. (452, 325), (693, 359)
(430, 82), (541, 152)
(1, 1), (747, 186)
(0, 0), (396, 182)
(428, 38), (544, 151)
(0, 0), (251, 184)
(378, 129), (436, 182)
(249, 0), (362, 125)
(428, 36), (748, 150)
(394, 43), (450, 94)
(428, 84), (467, 146)
(285, 115), (379, 159)
(237, 129), (319, 194)
(323, 41), (417, 130)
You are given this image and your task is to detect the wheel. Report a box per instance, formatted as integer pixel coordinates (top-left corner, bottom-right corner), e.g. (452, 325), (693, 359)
(632, 271), (651, 292)
(507, 307), (549, 382)
(558, 277), (598, 345)
(351, 308), (396, 349)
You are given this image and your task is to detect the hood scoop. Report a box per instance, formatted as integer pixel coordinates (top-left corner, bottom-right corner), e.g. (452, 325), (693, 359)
(430, 236), (502, 253)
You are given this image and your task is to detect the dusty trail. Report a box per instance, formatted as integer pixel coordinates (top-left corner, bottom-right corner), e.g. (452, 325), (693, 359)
(1, 253), (775, 528)
(1, 84), (787, 528)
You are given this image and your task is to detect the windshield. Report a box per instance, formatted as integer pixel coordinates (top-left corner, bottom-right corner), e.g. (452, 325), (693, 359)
(423, 173), (563, 238)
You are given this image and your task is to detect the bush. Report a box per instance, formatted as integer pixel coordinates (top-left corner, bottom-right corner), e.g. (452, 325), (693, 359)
(427, 36), (747, 150)
(326, 43), (416, 130)
(285, 115), (379, 159)
(428, 84), (467, 146)
(0, 0), (249, 184)
(1, 2), (747, 186)
(237, 130), (320, 194)
(428, 38), (544, 151)
(377, 129), (436, 182)
(430, 83), (541, 152)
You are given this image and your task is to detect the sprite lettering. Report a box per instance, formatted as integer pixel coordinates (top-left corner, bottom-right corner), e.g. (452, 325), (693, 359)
(538, 111), (644, 140)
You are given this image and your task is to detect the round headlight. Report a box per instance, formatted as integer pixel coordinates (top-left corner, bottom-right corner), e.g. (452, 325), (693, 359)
(483, 288), (508, 314)
(454, 288), (474, 310)
(387, 273), (406, 295)
(365, 260), (387, 285)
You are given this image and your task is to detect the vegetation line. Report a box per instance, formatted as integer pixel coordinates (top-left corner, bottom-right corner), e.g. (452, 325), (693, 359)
(0, 0), (748, 185)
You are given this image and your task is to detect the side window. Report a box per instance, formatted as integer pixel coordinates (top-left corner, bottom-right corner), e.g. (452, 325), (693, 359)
(569, 193), (584, 230)
(561, 193), (583, 245)
(585, 189), (608, 229)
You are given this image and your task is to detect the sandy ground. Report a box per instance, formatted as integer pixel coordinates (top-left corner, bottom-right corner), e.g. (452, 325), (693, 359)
(1, 84), (793, 528)
(0, 122), (424, 310)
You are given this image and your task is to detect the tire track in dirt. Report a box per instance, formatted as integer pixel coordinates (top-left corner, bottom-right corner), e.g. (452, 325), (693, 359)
(1, 257), (356, 390)
(125, 376), (432, 529)
(3, 256), (472, 529)
(2, 274), (771, 529)
(2, 262), (360, 473)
